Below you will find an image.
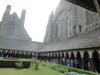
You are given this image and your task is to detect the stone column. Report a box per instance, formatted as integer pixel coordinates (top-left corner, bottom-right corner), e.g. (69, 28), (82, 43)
(81, 58), (84, 69)
(90, 58), (95, 72)
(74, 58), (77, 68)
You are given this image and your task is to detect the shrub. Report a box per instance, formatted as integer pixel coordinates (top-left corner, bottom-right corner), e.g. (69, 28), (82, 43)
(43, 61), (99, 75)
(42, 63), (46, 66)
(31, 59), (39, 70)
(50, 64), (68, 73)
(15, 61), (23, 69)
(34, 61), (39, 70)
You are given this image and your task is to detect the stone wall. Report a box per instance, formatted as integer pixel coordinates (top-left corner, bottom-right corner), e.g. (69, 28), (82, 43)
(44, 0), (98, 43)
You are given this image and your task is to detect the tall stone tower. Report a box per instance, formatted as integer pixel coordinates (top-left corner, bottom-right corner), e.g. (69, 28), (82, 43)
(44, 12), (54, 43)
(2, 5), (11, 21)
(20, 9), (26, 26)
(0, 5), (31, 41)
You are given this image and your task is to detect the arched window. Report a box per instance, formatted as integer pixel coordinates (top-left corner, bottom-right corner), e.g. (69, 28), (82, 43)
(79, 25), (82, 33)
(6, 21), (16, 37)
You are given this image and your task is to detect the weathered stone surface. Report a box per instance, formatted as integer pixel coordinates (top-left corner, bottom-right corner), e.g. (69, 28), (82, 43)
(41, 0), (99, 52)
(44, 0), (98, 44)
(0, 5), (45, 51)
(0, 5), (31, 41)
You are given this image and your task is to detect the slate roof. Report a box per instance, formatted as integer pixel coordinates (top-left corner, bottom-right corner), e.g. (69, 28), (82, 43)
(39, 27), (100, 52)
(0, 36), (45, 52)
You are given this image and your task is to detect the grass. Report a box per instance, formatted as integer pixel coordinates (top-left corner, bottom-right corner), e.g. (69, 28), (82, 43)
(0, 65), (64, 75)
(40, 61), (100, 75)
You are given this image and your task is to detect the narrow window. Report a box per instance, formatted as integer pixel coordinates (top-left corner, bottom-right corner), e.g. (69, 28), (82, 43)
(79, 25), (82, 32)
(6, 22), (16, 37)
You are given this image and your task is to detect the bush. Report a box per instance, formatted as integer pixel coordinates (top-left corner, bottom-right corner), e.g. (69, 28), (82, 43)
(15, 61), (23, 69)
(43, 61), (99, 75)
(50, 64), (68, 73)
(31, 59), (39, 70)
(34, 61), (39, 70)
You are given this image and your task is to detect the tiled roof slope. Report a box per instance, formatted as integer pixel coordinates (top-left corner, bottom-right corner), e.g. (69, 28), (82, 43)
(0, 36), (45, 52)
(39, 28), (100, 52)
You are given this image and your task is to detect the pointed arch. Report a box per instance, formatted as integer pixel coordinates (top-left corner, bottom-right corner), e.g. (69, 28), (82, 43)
(76, 51), (82, 69)
(70, 52), (75, 67)
(92, 51), (100, 72)
(83, 51), (90, 70)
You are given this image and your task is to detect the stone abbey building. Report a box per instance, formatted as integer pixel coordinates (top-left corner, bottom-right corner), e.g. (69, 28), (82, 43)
(40, 0), (100, 72)
(0, 0), (100, 73)
(0, 5), (44, 58)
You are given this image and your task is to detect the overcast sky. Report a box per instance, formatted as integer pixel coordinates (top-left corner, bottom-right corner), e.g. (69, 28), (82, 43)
(0, 0), (60, 42)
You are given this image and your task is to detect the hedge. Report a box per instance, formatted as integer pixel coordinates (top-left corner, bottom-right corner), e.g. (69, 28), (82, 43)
(0, 58), (31, 68)
(40, 61), (100, 75)
(53, 64), (100, 75)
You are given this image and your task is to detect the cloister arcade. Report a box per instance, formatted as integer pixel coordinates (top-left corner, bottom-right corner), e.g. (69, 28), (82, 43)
(0, 49), (35, 58)
(0, 48), (99, 73)
(37, 48), (100, 73)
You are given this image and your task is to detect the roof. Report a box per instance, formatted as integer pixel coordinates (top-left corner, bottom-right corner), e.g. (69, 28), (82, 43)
(39, 26), (100, 52)
(0, 36), (45, 52)
(65, 0), (100, 12)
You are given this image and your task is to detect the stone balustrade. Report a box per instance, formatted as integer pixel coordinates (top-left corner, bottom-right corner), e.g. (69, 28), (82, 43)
(85, 21), (100, 32)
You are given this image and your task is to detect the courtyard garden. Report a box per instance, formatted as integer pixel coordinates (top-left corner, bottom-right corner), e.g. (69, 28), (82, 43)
(0, 57), (99, 75)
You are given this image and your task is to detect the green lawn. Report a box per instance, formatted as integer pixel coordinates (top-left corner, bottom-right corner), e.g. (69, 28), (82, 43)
(0, 65), (64, 75)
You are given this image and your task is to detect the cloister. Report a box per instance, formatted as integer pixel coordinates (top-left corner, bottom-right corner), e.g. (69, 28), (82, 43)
(37, 48), (100, 73)
(0, 0), (100, 74)
(0, 49), (34, 58)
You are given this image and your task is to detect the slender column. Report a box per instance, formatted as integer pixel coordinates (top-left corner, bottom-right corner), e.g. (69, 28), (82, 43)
(74, 58), (77, 68)
(90, 58), (95, 72)
(93, 0), (100, 16)
(88, 58), (91, 71)
(82, 58), (84, 69)
(69, 57), (71, 67)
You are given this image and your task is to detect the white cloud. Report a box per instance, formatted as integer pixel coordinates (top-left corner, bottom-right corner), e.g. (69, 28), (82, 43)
(0, 0), (60, 42)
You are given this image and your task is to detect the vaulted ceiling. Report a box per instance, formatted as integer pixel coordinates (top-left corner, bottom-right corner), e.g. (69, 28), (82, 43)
(65, 0), (100, 12)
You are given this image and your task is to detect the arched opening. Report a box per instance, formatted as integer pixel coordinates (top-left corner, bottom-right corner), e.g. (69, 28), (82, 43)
(61, 52), (65, 65)
(0, 50), (2, 57)
(45, 53), (48, 62)
(20, 52), (23, 58)
(29, 52), (32, 58)
(52, 53), (54, 61)
(44, 53), (47, 61)
(48, 53), (52, 61)
(49, 53), (52, 61)
(37, 53), (40, 60)
(76, 52), (82, 69)
(1, 50), (4, 57)
(58, 53), (61, 64)
(83, 51), (90, 70)
(53, 53), (55, 62)
(3, 50), (8, 57)
(12, 51), (16, 58)
(6, 51), (9, 57)
(92, 51), (100, 73)
(65, 52), (70, 66)
(48, 53), (50, 61)
(8, 51), (12, 57)
(71, 52), (75, 67)
(15, 51), (17, 58)
(55, 53), (57, 63)
(16, 51), (20, 58)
